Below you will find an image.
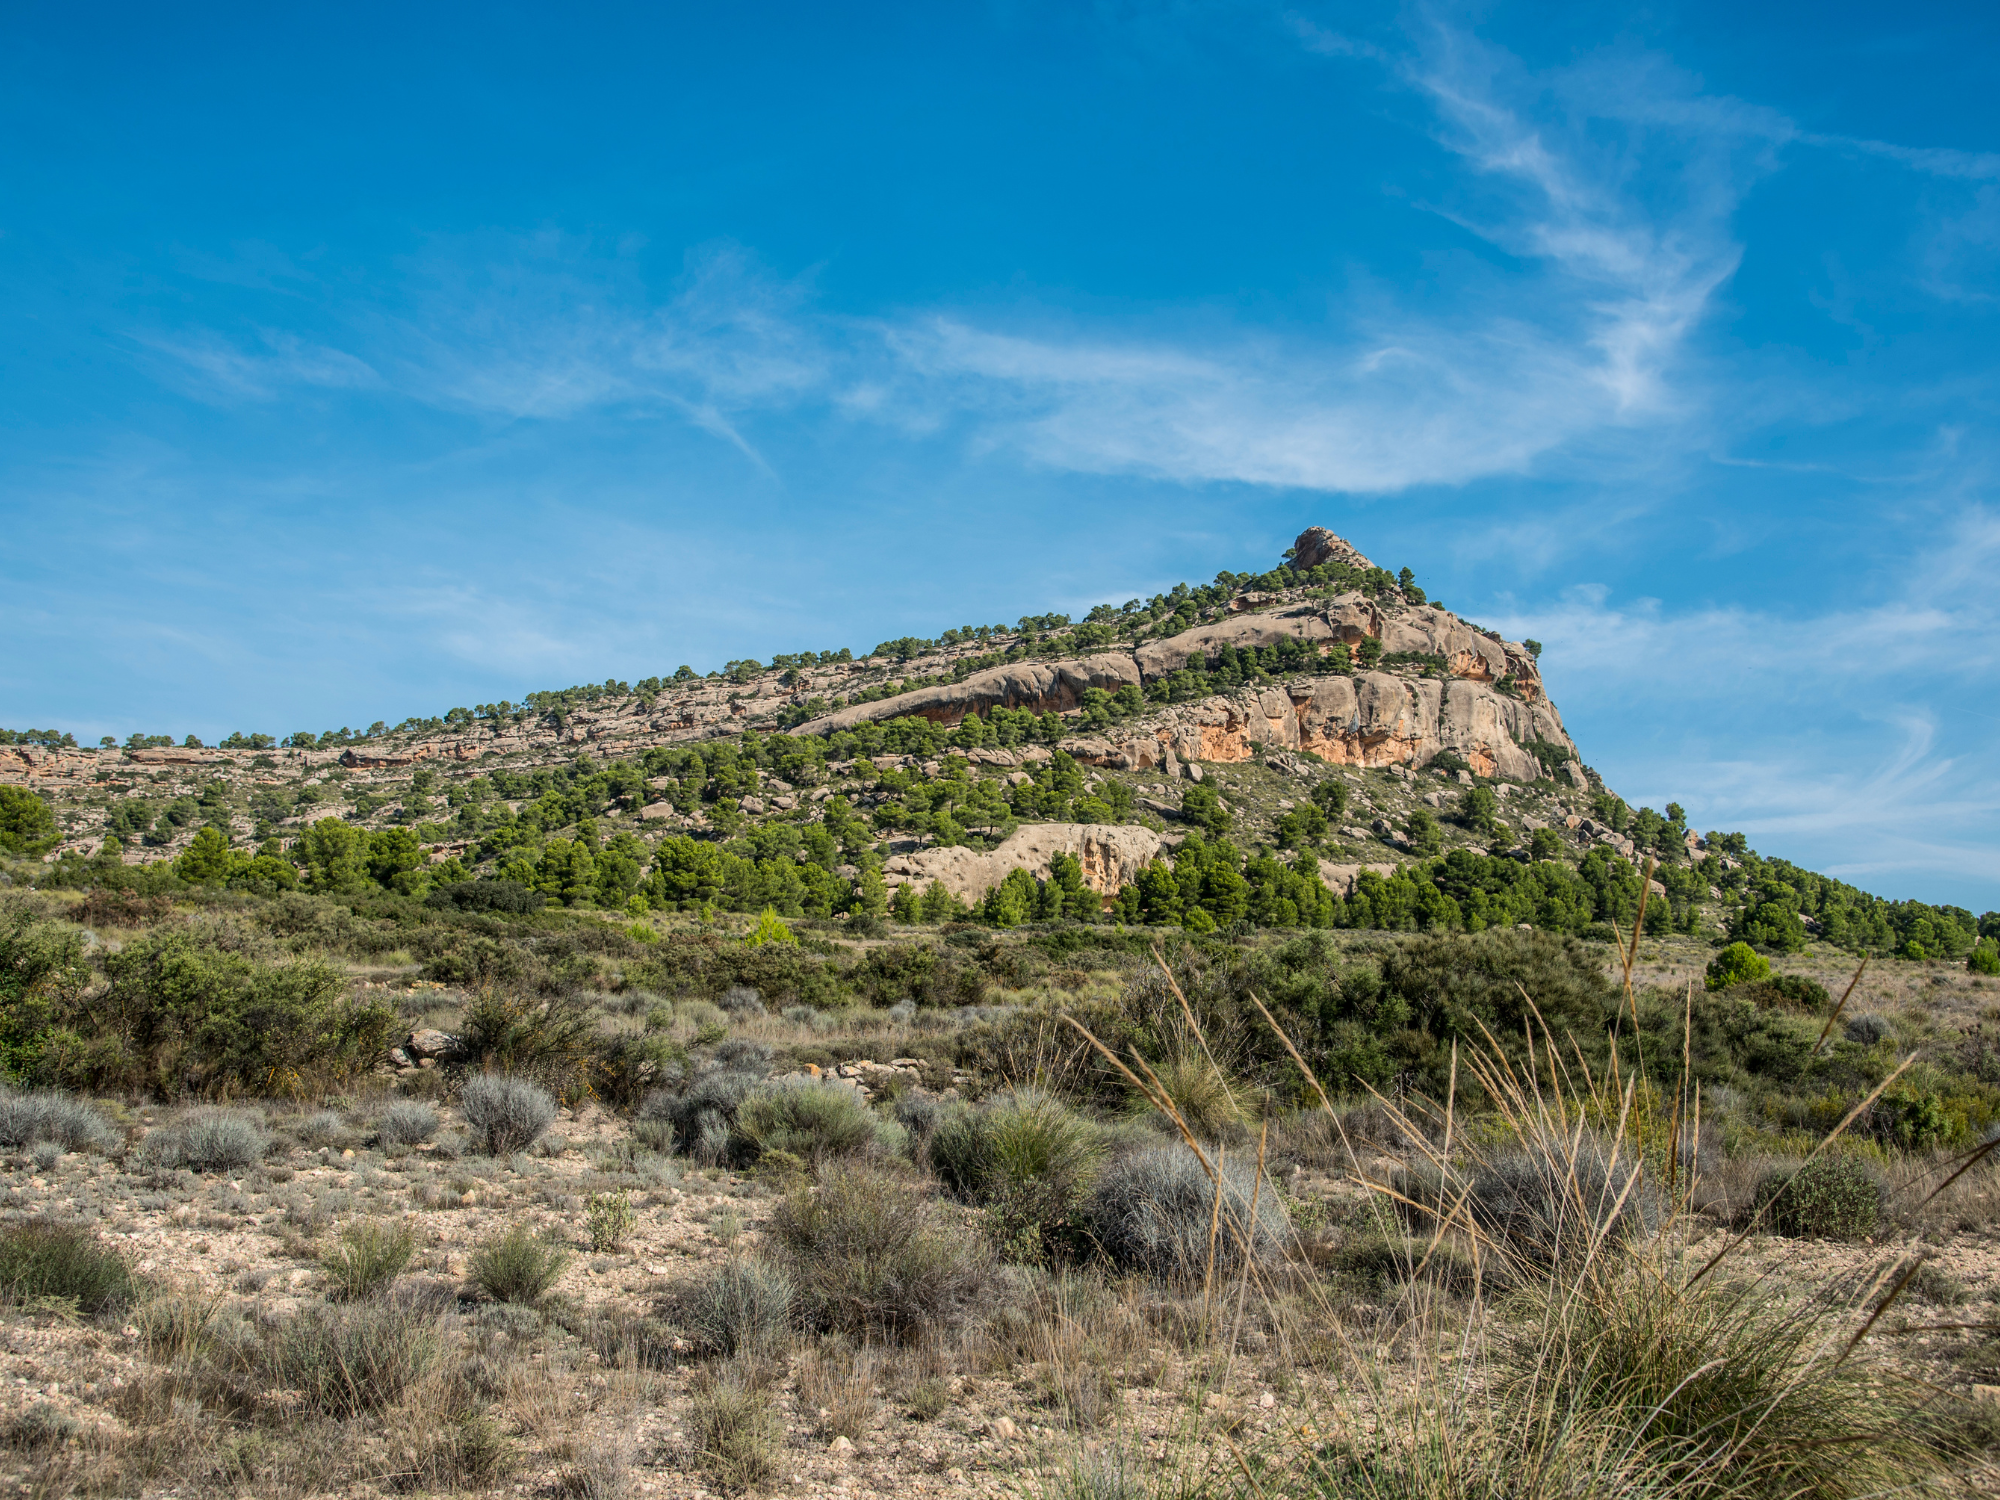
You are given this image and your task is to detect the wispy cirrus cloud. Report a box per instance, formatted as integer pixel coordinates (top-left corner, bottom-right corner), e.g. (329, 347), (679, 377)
(130, 21), (1778, 493)
(1490, 507), (2000, 890)
(138, 328), (379, 402)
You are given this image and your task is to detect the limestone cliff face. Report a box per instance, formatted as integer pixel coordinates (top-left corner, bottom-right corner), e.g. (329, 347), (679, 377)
(799, 529), (1574, 784)
(807, 653), (1141, 734)
(882, 822), (1164, 905)
(1144, 674), (1569, 781)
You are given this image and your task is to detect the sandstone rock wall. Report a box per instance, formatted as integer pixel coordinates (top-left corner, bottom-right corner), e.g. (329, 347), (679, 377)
(807, 653), (1141, 734)
(881, 822), (1164, 906)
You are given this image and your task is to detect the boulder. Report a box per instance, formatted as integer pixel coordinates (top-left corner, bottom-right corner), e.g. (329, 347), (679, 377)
(639, 800), (675, 820)
(881, 823), (1164, 907)
(406, 1029), (463, 1061)
(1316, 861), (1402, 898)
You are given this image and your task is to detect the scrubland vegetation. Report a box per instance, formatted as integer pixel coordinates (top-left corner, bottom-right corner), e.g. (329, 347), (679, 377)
(1, 874), (1999, 1497)
(5, 529), (1998, 1493)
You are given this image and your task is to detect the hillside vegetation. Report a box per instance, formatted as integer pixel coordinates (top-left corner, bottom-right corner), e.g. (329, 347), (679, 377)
(3, 528), (1999, 1496)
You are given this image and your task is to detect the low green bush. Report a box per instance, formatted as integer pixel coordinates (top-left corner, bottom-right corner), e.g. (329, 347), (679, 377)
(0, 1222), (133, 1315)
(931, 1088), (1104, 1259)
(766, 1165), (990, 1342)
(470, 1223), (570, 1303)
(735, 1077), (886, 1165)
(319, 1219), (414, 1300)
(88, 927), (395, 1095)
(1755, 1155), (1881, 1241)
(1706, 942), (1771, 991)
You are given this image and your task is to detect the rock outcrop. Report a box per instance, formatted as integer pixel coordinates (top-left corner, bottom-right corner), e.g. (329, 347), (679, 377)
(1133, 602), (1338, 678)
(882, 822), (1164, 906)
(1146, 675), (1567, 780)
(794, 528), (1570, 783)
(806, 653), (1142, 734)
(1291, 526), (1377, 573)
(1316, 861), (1403, 898)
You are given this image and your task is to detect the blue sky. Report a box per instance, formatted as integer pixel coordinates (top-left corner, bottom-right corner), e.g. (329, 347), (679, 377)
(3, 2), (1997, 911)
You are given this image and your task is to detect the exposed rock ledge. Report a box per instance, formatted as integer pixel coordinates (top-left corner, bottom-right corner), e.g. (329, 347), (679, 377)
(797, 537), (1570, 782)
(882, 822), (1163, 906)
(806, 654), (1141, 735)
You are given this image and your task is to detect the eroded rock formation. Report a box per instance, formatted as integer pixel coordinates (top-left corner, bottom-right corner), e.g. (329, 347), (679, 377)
(881, 822), (1164, 905)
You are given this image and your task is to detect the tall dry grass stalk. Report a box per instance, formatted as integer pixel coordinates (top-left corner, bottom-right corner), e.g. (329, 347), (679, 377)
(1057, 946), (1976, 1500)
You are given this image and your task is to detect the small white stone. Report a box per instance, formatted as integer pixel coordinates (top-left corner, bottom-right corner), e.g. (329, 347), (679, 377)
(828, 1434), (855, 1453)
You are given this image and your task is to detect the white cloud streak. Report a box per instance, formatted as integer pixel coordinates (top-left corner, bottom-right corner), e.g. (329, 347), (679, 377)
(130, 22), (1784, 494)
(1492, 509), (2000, 892)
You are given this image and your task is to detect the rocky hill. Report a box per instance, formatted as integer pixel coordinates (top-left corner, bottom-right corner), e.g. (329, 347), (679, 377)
(3, 522), (1991, 963)
(2, 529), (1596, 890)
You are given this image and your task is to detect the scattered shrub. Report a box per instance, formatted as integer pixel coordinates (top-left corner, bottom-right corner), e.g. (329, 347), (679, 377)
(266, 1300), (444, 1416)
(674, 1257), (796, 1357)
(584, 1191), (635, 1252)
(2, 1404), (78, 1451)
(639, 1042), (771, 1162)
(689, 1375), (780, 1490)
(1908, 1260), (1968, 1307)
(1139, 1055), (1248, 1140)
(734, 1077), (883, 1165)
(766, 1165), (990, 1342)
(1085, 1144), (1287, 1281)
(1844, 1013), (1894, 1046)
(406, 1409), (516, 1491)
(1706, 941), (1771, 991)
(458, 991), (596, 1086)
(378, 1100), (438, 1146)
(1970, 942), (2000, 977)
(1412, 1135), (1660, 1269)
(1733, 973), (1832, 1012)
(1328, 1231), (1478, 1297)
(320, 1219), (414, 1300)
(137, 1290), (230, 1361)
(557, 1431), (635, 1500)
(718, 985), (765, 1016)
(0, 1088), (117, 1153)
(932, 1088), (1104, 1256)
(470, 1223), (570, 1303)
(295, 1109), (349, 1147)
(0, 1222), (133, 1314)
(893, 1089), (944, 1144)
(1755, 1156), (1881, 1241)
(91, 928), (397, 1095)
(460, 1074), (557, 1155)
(425, 878), (542, 914)
(1510, 1260), (1941, 1498)
(141, 1108), (268, 1172)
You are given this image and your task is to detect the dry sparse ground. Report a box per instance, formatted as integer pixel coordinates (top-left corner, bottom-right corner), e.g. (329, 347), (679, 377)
(6, 1059), (2000, 1499)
